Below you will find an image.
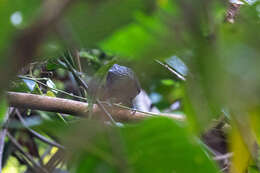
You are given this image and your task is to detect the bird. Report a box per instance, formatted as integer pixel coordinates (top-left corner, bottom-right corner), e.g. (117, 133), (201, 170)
(90, 64), (141, 107)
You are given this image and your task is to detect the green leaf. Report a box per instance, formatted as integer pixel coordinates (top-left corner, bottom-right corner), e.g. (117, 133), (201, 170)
(63, 51), (76, 69)
(70, 118), (219, 173)
(65, 0), (155, 47)
(22, 79), (36, 92)
(122, 118), (219, 173)
(100, 10), (178, 60)
(229, 123), (251, 173)
(248, 165), (259, 173)
(165, 56), (188, 77)
(79, 50), (100, 63)
(10, 80), (31, 93)
(0, 99), (7, 123)
(46, 79), (58, 94)
(46, 58), (66, 70)
(161, 79), (175, 86)
(94, 59), (117, 81)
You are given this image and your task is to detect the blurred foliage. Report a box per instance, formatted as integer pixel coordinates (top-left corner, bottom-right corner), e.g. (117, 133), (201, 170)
(63, 118), (219, 173)
(229, 122), (251, 173)
(0, 99), (7, 123)
(0, 0), (41, 56)
(1, 0), (260, 172)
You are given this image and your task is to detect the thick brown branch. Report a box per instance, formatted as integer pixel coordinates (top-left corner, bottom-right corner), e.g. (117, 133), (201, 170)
(7, 92), (184, 122)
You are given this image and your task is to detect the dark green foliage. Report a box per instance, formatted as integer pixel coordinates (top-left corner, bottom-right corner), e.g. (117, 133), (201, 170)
(1, 0), (260, 172)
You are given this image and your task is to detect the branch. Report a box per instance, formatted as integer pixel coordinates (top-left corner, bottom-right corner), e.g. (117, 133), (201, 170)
(0, 108), (15, 172)
(7, 92), (184, 122)
(6, 132), (48, 173)
(15, 109), (65, 149)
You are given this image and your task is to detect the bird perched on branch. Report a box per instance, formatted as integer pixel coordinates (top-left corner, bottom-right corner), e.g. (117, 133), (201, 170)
(90, 64), (141, 107)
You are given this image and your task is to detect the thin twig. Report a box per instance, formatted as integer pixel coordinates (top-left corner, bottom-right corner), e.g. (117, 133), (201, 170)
(155, 59), (186, 81)
(18, 75), (87, 101)
(15, 109), (65, 149)
(6, 132), (48, 173)
(41, 146), (53, 161)
(13, 151), (41, 173)
(45, 149), (65, 172)
(214, 153), (233, 161)
(96, 99), (117, 125)
(0, 107), (15, 172)
(74, 50), (82, 73)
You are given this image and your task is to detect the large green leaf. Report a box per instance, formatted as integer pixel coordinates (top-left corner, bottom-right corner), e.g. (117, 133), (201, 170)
(100, 12), (175, 60)
(69, 118), (219, 173)
(65, 0), (155, 48)
(122, 118), (219, 173)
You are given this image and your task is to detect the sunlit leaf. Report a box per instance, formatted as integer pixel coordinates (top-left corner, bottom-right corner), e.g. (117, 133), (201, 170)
(249, 108), (260, 145)
(70, 118), (219, 173)
(10, 80), (31, 93)
(248, 165), (259, 173)
(46, 90), (56, 97)
(65, 0), (155, 47)
(122, 118), (219, 173)
(79, 50), (100, 63)
(229, 123), (251, 173)
(161, 79), (175, 86)
(46, 79), (58, 94)
(22, 79), (36, 92)
(0, 99), (7, 123)
(165, 56), (188, 77)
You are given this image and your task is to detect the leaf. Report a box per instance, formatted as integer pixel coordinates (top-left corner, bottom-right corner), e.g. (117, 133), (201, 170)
(122, 118), (219, 173)
(65, 0), (155, 47)
(248, 165), (259, 173)
(165, 56), (188, 77)
(22, 79), (36, 92)
(161, 79), (175, 86)
(94, 59), (117, 84)
(249, 107), (260, 161)
(155, 59), (186, 81)
(79, 50), (100, 63)
(46, 79), (58, 94)
(229, 123), (251, 173)
(100, 9), (179, 60)
(46, 58), (66, 70)
(10, 80), (31, 93)
(70, 118), (219, 173)
(46, 90), (56, 97)
(0, 99), (7, 123)
(62, 50), (76, 70)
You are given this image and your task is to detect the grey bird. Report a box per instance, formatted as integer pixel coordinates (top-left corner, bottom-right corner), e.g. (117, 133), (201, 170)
(90, 64), (141, 107)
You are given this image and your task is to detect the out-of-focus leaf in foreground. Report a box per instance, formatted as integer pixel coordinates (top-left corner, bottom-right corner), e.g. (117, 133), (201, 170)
(122, 118), (219, 173)
(229, 123), (251, 173)
(66, 118), (219, 173)
(65, 0), (155, 48)
(0, 0), (41, 57)
(0, 99), (7, 123)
